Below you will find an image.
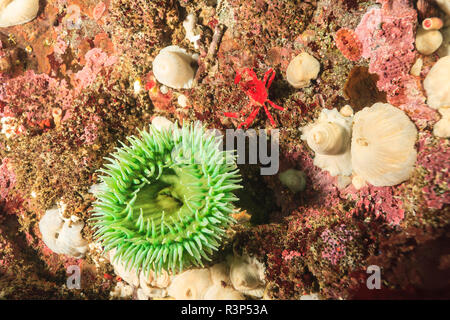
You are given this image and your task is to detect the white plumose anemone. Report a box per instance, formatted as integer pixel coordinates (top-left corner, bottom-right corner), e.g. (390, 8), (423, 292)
(229, 254), (266, 298)
(152, 45), (197, 89)
(286, 52), (320, 88)
(301, 108), (353, 177)
(351, 103), (418, 187)
(39, 206), (88, 258)
(0, 0), (39, 28)
(423, 56), (450, 109)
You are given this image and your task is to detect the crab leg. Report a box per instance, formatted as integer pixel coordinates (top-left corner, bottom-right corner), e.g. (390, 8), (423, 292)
(263, 68), (276, 88)
(224, 112), (239, 118)
(263, 103), (276, 126)
(267, 100), (284, 111)
(240, 104), (261, 129)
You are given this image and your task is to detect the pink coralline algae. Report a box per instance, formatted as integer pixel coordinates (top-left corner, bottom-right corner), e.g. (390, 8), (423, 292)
(321, 224), (356, 266)
(73, 48), (117, 92)
(416, 133), (450, 210)
(343, 184), (405, 225)
(0, 71), (74, 134)
(355, 0), (438, 127)
(282, 250), (303, 261)
(53, 37), (68, 56)
(80, 116), (101, 145)
(335, 28), (362, 62)
(0, 158), (22, 217)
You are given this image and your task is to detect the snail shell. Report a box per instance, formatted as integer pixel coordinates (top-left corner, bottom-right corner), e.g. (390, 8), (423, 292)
(0, 0), (39, 28)
(152, 46), (196, 90)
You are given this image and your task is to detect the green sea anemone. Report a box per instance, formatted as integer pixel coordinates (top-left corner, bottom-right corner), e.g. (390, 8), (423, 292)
(91, 122), (242, 275)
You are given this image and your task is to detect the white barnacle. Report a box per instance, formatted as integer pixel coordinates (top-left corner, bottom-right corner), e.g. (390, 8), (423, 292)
(0, 0), (39, 28)
(152, 45), (197, 90)
(351, 103), (418, 187)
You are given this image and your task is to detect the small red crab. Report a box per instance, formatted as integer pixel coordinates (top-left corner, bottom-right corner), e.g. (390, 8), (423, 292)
(224, 68), (284, 129)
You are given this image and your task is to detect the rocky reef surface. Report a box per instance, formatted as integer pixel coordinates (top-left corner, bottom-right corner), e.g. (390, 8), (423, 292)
(0, 0), (449, 300)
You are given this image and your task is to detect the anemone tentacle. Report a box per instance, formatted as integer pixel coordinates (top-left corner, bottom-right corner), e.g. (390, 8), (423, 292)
(91, 122), (242, 275)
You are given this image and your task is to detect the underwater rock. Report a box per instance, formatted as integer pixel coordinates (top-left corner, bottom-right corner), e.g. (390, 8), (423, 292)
(343, 66), (387, 111)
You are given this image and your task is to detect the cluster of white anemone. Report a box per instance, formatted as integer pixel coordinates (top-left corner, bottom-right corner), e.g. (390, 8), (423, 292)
(301, 103), (418, 189)
(108, 252), (266, 300)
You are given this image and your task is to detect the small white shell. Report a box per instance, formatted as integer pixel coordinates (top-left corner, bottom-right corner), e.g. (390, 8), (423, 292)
(352, 175), (367, 190)
(351, 103), (418, 187)
(410, 58), (423, 76)
(0, 0), (39, 28)
(340, 105), (354, 117)
(167, 268), (212, 300)
(152, 46), (196, 89)
(424, 56), (450, 109)
(301, 108), (353, 176)
(286, 52), (320, 88)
